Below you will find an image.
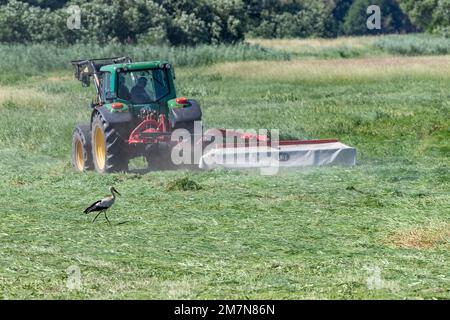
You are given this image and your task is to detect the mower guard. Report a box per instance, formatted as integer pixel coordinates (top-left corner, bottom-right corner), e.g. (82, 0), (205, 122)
(199, 139), (356, 170)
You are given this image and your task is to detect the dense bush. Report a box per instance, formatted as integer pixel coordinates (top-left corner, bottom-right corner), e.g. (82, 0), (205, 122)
(398, 0), (450, 36)
(0, 0), (447, 43)
(163, 0), (246, 45)
(0, 42), (291, 79)
(245, 0), (334, 38)
(0, 0), (246, 45)
(343, 0), (415, 35)
(0, 1), (75, 43)
(329, 0), (354, 36)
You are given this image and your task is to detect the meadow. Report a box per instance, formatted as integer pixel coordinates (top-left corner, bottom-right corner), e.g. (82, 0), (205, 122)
(0, 35), (449, 299)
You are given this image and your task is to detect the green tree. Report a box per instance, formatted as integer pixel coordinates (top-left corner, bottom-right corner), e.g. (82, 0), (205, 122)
(432, 0), (450, 36)
(0, 0), (32, 43)
(343, 0), (415, 35)
(121, 0), (168, 44)
(246, 0), (333, 38)
(0, 0), (77, 44)
(398, 0), (449, 35)
(398, 0), (436, 31)
(329, 0), (353, 36)
(167, 11), (209, 45)
(205, 0), (245, 44)
(160, 0), (245, 45)
(17, 0), (70, 9)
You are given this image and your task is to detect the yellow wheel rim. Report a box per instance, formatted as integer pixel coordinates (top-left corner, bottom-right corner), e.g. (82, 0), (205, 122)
(94, 126), (106, 170)
(75, 139), (84, 171)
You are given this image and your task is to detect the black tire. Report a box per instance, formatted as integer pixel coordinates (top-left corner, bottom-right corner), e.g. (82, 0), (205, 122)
(145, 143), (175, 171)
(146, 122), (202, 171)
(72, 124), (94, 172)
(91, 112), (129, 173)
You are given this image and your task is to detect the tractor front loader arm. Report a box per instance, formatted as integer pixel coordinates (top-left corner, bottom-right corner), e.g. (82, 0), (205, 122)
(71, 56), (133, 102)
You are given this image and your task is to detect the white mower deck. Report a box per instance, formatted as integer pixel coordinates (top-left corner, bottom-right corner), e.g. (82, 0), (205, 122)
(199, 139), (356, 170)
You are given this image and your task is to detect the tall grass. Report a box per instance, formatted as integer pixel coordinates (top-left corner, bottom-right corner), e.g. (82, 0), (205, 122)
(250, 34), (450, 58)
(206, 56), (450, 83)
(374, 34), (450, 55)
(0, 43), (290, 82)
(248, 36), (382, 59)
(1, 34), (448, 85)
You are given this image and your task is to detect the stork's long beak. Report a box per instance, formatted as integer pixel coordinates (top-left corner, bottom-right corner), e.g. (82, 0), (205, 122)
(112, 187), (121, 196)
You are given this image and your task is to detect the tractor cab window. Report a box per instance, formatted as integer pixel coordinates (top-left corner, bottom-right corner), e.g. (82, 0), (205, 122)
(102, 72), (111, 101)
(117, 69), (170, 104)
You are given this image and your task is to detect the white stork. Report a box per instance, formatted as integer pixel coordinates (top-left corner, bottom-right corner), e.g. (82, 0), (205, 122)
(84, 186), (121, 225)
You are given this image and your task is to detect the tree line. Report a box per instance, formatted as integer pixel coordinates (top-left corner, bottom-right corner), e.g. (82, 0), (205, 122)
(0, 0), (447, 45)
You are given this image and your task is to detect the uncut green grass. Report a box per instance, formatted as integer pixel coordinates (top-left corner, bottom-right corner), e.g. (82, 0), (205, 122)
(0, 43), (290, 85)
(250, 34), (450, 59)
(0, 50), (449, 298)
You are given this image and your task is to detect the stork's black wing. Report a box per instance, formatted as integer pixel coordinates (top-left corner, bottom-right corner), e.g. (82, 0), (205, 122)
(84, 200), (102, 214)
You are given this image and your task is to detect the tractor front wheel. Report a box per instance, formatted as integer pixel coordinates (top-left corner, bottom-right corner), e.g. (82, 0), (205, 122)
(91, 112), (129, 173)
(71, 124), (94, 172)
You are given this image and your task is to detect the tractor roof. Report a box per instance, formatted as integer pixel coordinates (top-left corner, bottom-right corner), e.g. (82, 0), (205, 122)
(100, 60), (169, 73)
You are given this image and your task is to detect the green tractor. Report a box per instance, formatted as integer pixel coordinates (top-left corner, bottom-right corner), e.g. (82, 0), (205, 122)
(70, 57), (202, 173)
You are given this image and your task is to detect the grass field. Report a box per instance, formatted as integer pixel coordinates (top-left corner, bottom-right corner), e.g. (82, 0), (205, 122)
(0, 36), (449, 299)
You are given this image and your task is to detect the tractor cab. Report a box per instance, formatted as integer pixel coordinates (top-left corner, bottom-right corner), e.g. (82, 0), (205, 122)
(72, 57), (179, 113)
(99, 61), (177, 116)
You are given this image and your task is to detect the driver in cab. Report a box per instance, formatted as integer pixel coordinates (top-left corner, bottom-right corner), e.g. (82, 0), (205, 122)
(130, 76), (150, 104)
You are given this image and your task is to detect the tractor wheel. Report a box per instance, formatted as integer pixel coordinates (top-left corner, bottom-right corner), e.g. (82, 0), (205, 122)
(145, 144), (174, 171)
(71, 124), (94, 172)
(91, 112), (129, 173)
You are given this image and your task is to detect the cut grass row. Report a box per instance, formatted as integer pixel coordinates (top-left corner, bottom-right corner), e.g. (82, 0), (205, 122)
(0, 159), (448, 299)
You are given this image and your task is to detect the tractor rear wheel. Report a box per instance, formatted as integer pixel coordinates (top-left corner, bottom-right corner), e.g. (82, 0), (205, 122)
(91, 112), (129, 173)
(71, 124), (94, 172)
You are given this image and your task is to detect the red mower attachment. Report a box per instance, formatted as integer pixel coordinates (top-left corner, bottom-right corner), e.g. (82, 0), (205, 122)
(128, 113), (171, 144)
